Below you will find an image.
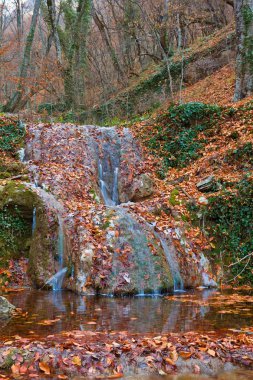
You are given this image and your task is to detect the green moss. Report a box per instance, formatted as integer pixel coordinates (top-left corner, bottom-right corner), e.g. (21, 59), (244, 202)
(0, 182), (58, 287)
(242, 5), (253, 73)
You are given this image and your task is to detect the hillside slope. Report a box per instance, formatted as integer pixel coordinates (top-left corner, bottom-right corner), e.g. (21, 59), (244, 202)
(78, 24), (235, 124)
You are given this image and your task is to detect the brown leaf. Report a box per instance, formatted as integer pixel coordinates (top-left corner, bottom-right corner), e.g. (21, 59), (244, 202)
(39, 362), (51, 375)
(207, 349), (216, 357)
(179, 351), (192, 359)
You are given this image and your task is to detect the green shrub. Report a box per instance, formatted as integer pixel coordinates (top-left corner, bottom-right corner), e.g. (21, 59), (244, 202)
(38, 103), (69, 114)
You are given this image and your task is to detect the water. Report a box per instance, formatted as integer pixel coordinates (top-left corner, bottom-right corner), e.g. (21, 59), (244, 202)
(96, 127), (184, 293)
(1, 289), (253, 340)
(111, 373), (253, 380)
(45, 268), (68, 291)
(18, 147), (25, 162)
(97, 127), (120, 206)
(98, 161), (119, 206)
(155, 233), (184, 291)
(46, 218), (67, 290)
(32, 207), (36, 234)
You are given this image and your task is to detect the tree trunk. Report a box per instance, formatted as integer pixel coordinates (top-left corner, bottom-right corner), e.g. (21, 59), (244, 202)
(3, 0), (41, 112)
(46, 0), (62, 63)
(234, 0), (253, 101)
(0, 0), (5, 48)
(93, 10), (124, 78)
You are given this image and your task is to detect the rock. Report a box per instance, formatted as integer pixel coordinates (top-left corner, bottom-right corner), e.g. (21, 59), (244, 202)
(129, 173), (154, 202)
(0, 297), (15, 314)
(98, 208), (174, 295)
(0, 182), (66, 288)
(197, 175), (216, 192)
(198, 196), (209, 205)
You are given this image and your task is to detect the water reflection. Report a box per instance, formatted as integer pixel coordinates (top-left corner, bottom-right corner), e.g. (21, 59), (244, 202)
(0, 289), (252, 339)
(70, 370), (253, 380)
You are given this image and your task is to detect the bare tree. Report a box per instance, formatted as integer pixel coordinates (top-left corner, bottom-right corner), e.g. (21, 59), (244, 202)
(3, 0), (42, 112)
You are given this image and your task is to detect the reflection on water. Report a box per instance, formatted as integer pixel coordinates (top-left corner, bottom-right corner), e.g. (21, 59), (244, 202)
(117, 371), (253, 380)
(0, 289), (252, 340)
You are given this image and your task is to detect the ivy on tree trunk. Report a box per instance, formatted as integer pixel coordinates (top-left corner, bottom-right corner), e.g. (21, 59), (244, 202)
(234, 0), (253, 100)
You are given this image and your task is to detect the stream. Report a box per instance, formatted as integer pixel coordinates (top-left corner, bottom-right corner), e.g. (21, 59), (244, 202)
(1, 289), (253, 340)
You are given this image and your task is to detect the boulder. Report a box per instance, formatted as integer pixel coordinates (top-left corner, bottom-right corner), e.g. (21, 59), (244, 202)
(129, 173), (154, 202)
(197, 175), (216, 192)
(0, 182), (65, 288)
(0, 297), (15, 314)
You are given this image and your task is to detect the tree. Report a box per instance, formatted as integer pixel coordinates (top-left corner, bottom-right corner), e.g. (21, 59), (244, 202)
(234, 0), (253, 101)
(57, 0), (93, 108)
(3, 0), (41, 112)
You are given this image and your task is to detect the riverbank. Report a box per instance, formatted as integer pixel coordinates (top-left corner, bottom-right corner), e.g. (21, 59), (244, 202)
(0, 328), (252, 378)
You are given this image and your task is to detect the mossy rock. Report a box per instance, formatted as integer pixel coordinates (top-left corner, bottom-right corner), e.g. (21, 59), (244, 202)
(0, 182), (59, 287)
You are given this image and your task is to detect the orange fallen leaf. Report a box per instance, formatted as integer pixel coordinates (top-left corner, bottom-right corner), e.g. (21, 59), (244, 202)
(207, 349), (216, 357)
(72, 356), (81, 366)
(179, 351), (192, 359)
(39, 362), (50, 375)
(11, 364), (20, 374)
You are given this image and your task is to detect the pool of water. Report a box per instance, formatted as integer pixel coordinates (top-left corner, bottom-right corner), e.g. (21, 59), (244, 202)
(0, 289), (252, 340)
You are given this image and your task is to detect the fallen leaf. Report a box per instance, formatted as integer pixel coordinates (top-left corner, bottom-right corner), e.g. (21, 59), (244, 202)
(39, 362), (50, 375)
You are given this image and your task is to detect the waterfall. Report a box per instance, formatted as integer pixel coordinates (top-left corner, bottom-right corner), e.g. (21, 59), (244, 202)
(46, 218), (67, 291)
(18, 148), (25, 162)
(32, 208), (36, 234)
(155, 233), (184, 292)
(98, 161), (119, 206)
(97, 127), (184, 294)
(112, 167), (119, 204)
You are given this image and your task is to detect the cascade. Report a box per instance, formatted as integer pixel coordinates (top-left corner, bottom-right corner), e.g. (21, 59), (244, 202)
(97, 127), (184, 294)
(18, 148), (25, 162)
(32, 208), (36, 234)
(154, 233), (184, 292)
(46, 219), (67, 291)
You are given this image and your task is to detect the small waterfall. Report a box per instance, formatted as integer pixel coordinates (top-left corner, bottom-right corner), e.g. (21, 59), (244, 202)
(98, 161), (119, 206)
(46, 268), (68, 291)
(97, 127), (183, 294)
(46, 219), (67, 291)
(18, 148), (25, 162)
(112, 167), (119, 204)
(96, 127), (120, 207)
(155, 233), (184, 292)
(32, 207), (36, 234)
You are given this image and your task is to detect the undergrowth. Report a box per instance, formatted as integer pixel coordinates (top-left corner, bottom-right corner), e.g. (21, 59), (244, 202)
(0, 118), (25, 154)
(145, 102), (234, 178)
(189, 177), (253, 285)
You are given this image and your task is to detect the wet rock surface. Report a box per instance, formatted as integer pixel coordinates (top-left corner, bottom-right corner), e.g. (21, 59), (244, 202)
(0, 181), (67, 288)
(0, 296), (15, 314)
(24, 123), (212, 294)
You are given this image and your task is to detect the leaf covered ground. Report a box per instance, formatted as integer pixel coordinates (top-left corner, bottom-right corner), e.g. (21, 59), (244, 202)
(0, 329), (253, 379)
